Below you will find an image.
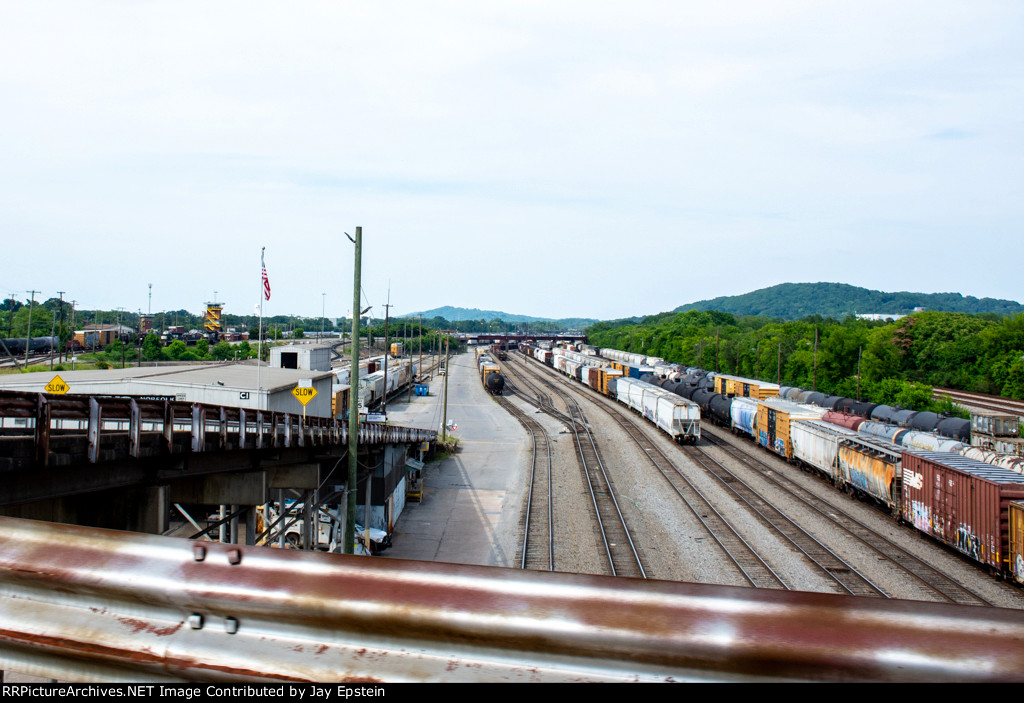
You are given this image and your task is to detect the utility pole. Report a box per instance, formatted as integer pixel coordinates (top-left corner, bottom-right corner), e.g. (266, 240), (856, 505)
(441, 336), (450, 441)
(117, 307), (127, 368)
(24, 290), (38, 366)
(56, 291), (65, 363)
(6, 294), (15, 339)
(715, 328), (720, 373)
(418, 315), (423, 381)
(346, 227), (362, 556)
(321, 292), (326, 340)
(382, 297), (392, 415)
(857, 345), (863, 401)
(777, 342), (782, 385)
(813, 328), (818, 392)
(49, 309), (56, 370)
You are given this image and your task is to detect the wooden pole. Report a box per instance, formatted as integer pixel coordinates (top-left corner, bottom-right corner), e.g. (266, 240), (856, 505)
(346, 227), (362, 555)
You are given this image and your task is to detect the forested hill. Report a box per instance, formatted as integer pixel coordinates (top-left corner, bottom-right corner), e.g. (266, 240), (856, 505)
(675, 283), (1024, 319)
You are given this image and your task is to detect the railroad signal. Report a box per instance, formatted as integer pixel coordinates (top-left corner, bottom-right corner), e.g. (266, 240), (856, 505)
(292, 385), (318, 405)
(45, 375), (69, 395)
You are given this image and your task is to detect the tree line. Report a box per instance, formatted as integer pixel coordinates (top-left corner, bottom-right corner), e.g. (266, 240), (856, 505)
(586, 310), (1024, 412)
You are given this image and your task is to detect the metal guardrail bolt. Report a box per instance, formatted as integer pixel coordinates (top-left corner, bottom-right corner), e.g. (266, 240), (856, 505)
(188, 614), (204, 630)
(227, 549), (242, 565)
(225, 617), (239, 635)
(193, 544), (206, 562)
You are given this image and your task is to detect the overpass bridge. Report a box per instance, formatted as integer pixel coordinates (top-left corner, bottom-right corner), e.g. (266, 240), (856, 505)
(0, 389), (434, 539)
(465, 332), (587, 345)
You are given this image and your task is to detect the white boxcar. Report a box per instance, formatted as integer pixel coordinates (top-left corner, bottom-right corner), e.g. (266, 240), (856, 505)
(616, 377), (700, 443)
(730, 397), (759, 439)
(790, 419), (857, 480)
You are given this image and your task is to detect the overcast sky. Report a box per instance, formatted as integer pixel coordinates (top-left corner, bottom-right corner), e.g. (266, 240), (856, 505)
(1, 2), (1020, 322)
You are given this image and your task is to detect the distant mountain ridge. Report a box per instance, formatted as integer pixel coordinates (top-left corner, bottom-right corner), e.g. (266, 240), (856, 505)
(403, 306), (597, 326)
(675, 283), (1024, 319)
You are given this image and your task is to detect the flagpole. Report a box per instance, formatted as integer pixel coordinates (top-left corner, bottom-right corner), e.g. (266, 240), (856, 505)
(257, 246), (265, 405)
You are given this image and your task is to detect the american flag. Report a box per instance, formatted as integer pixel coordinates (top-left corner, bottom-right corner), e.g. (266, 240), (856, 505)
(261, 249), (271, 301)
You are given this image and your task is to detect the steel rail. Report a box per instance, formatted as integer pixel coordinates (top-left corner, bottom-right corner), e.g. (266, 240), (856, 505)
(933, 386), (1024, 415)
(517, 358), (646, 579)
(494, 394), (554, 571)
(563, 395), (647, 579)
(683, 444), (887, 597)
(533, 365), (787, 589)
(603, 405), (788, 590)
(2, 517), (1024, 682)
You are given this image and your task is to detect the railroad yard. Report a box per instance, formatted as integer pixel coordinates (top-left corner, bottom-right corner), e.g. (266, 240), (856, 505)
(397, 344), (1024, 611)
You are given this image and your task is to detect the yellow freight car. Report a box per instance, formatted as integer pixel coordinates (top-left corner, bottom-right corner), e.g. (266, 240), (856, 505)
(756, 398), (826, 459)
(713, 374), (780, 400)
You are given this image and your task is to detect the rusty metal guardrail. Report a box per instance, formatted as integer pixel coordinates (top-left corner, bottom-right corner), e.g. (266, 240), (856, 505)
(0, 517), (1022, 682)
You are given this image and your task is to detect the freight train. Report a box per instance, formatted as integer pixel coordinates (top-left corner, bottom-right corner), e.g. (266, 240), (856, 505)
(0, 337), (60, 356)
(519, 341), (1024, 584)
(357, 359), (415, 410)
(477, 352), (505, 395)
(519, 343), (700, 444)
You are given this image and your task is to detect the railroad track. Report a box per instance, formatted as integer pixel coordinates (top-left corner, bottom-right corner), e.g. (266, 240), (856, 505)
(494, 394), (554, 572)
(701, 427), (1004, 606)
(502, 354), (646, 579)
(596, 402), (788, 589)
(519, 352), (880, 593)
(518, 351), (900, 596)
(0, 352), (59, 370)
(934, 387), (1024, 416)
(505, 349), (1023, 603)
(678, 441), (886, 597)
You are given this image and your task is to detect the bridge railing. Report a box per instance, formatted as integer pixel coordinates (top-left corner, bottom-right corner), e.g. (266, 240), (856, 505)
(0, 516), (1022, 683)
(0, 390), (435, 468)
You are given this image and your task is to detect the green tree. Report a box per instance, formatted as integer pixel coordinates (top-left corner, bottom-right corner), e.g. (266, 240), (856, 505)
(211, 341), (234, 360)
(142, 333), (166, 361)
(293, 328), (304, 339)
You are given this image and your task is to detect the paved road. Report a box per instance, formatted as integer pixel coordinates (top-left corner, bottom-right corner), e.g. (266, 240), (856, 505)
(382, 351), (528, 567)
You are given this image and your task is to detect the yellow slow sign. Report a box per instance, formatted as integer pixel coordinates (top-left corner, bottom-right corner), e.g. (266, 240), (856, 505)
(292, 385), (318, 405)
(45, 375), (70, 394)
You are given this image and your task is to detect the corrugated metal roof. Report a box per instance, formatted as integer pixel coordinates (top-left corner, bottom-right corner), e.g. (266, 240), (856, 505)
(906, 450), (1024, 484)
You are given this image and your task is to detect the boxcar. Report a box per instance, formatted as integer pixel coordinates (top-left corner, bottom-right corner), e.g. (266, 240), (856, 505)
(1010, 501), (1024, 585)
(756, 398), (827, 460)
(901, 451), (1024, 573)
(713, 374), (781, 400)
